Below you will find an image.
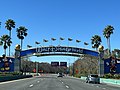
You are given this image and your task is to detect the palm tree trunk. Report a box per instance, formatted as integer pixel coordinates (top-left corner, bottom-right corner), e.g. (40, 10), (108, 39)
(96, 48), (98, 51)
(9, 46), (10, 56)
(20, 39), (23, 73)
(4, 42), (7, 56)
(107, 38), (111, 56)
(21, 39), (23, 50)
(108, 37), (111, 56)
(9, 31), (11, 56)
(4, 49), (6, 56)
(9, 30), (11, 38)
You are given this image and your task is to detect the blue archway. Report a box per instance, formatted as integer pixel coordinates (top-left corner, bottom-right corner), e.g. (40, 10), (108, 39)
(20, 46), (99, 57)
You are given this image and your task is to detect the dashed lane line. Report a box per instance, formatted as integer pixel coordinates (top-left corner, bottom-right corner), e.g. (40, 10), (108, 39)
(102, 88), (106, 89)
(29, 84), (34, 88)
(66, 85), (69, 89)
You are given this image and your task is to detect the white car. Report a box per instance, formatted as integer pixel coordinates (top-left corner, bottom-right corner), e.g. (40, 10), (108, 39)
(86, 74), (100, 84)
(57, 73), (63, 77)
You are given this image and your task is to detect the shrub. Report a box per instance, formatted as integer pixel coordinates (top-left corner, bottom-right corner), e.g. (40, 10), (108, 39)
(74, 74), (81, 78)
(103, 73), (120, 79)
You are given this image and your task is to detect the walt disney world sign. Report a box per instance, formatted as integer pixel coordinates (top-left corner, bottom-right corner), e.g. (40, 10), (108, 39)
(20, 46), (99, 57)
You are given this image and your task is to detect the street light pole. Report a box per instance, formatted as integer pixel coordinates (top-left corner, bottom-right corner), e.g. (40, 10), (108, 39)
(98, 45), (104, 77)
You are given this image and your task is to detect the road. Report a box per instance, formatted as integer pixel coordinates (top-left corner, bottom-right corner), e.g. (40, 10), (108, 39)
(0, 74), (119, 90)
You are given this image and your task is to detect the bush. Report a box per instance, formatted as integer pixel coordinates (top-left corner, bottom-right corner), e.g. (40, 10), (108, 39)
(103, 73), (120, 79)
(74, 74), (81, 78)
(113, 74), (120, 79)
(103, 73), (113, 78)
(0, 72), (20, 76)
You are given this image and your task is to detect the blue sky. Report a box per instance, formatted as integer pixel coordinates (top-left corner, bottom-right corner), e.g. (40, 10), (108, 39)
(0, 0), (120, 63)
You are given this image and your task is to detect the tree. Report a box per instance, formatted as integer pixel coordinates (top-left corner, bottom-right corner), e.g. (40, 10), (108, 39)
(16, 26), (28, 50)
(91, 35), (102, 51)
(74, 55), (98, 76)
(0, 35), (12, 56)
(5, 19), (15, 56)
(103, 25), (114, 56)
(113, 49), (120, 58)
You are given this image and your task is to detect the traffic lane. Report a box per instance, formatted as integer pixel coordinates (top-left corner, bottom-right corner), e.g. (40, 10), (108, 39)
(57, 77), (103, 90)
(0, 75), (119, 90)
(0, 76), (71, 90)
(0, 77), (44, 90)
(30, 77), (71, 90)
(60, 76), (120, 90)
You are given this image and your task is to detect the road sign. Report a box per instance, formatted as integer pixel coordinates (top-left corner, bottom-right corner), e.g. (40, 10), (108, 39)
(60, 62), (67, 67)
(51, 62), (59, 67)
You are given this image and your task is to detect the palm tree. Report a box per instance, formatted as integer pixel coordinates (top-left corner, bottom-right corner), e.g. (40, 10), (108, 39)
(16, 26), (28, 50)
(5, 19), (15, 56)
(91, 35), (102, 51)
(103, 25), (114, 56)
(0, 35), (12, 56)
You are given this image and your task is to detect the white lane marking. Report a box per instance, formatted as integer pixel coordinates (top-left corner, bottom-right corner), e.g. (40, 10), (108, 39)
(37, 81), (40, 83)
(62, 82), (64, 84)
(29, 84), (34, 87)
(96, 86), (99, 87)
(103, 88), (106, 89)
(66, 85), (69, 89)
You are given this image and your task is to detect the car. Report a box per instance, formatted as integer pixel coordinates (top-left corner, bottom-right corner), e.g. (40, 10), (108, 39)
(86, 74), (100, 84)
(57, 72), (63, 77)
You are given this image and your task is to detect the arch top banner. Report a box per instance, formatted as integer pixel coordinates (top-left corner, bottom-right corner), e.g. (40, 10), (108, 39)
(20, 46), (99, 57)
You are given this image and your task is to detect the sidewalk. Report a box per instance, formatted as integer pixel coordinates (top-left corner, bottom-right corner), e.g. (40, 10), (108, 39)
(100, 78), (120, 85)
(80, 76), (120, 85)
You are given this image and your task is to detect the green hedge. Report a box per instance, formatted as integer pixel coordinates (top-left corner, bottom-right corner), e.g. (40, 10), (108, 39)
(0, 72), (20, 76)
(74, 74), (81, 78)
(103, 73), (120, 79)
(0, 75), (32, 82)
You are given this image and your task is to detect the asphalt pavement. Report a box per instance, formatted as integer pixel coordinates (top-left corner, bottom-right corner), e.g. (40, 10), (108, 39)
(0, 74), (119, 90)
